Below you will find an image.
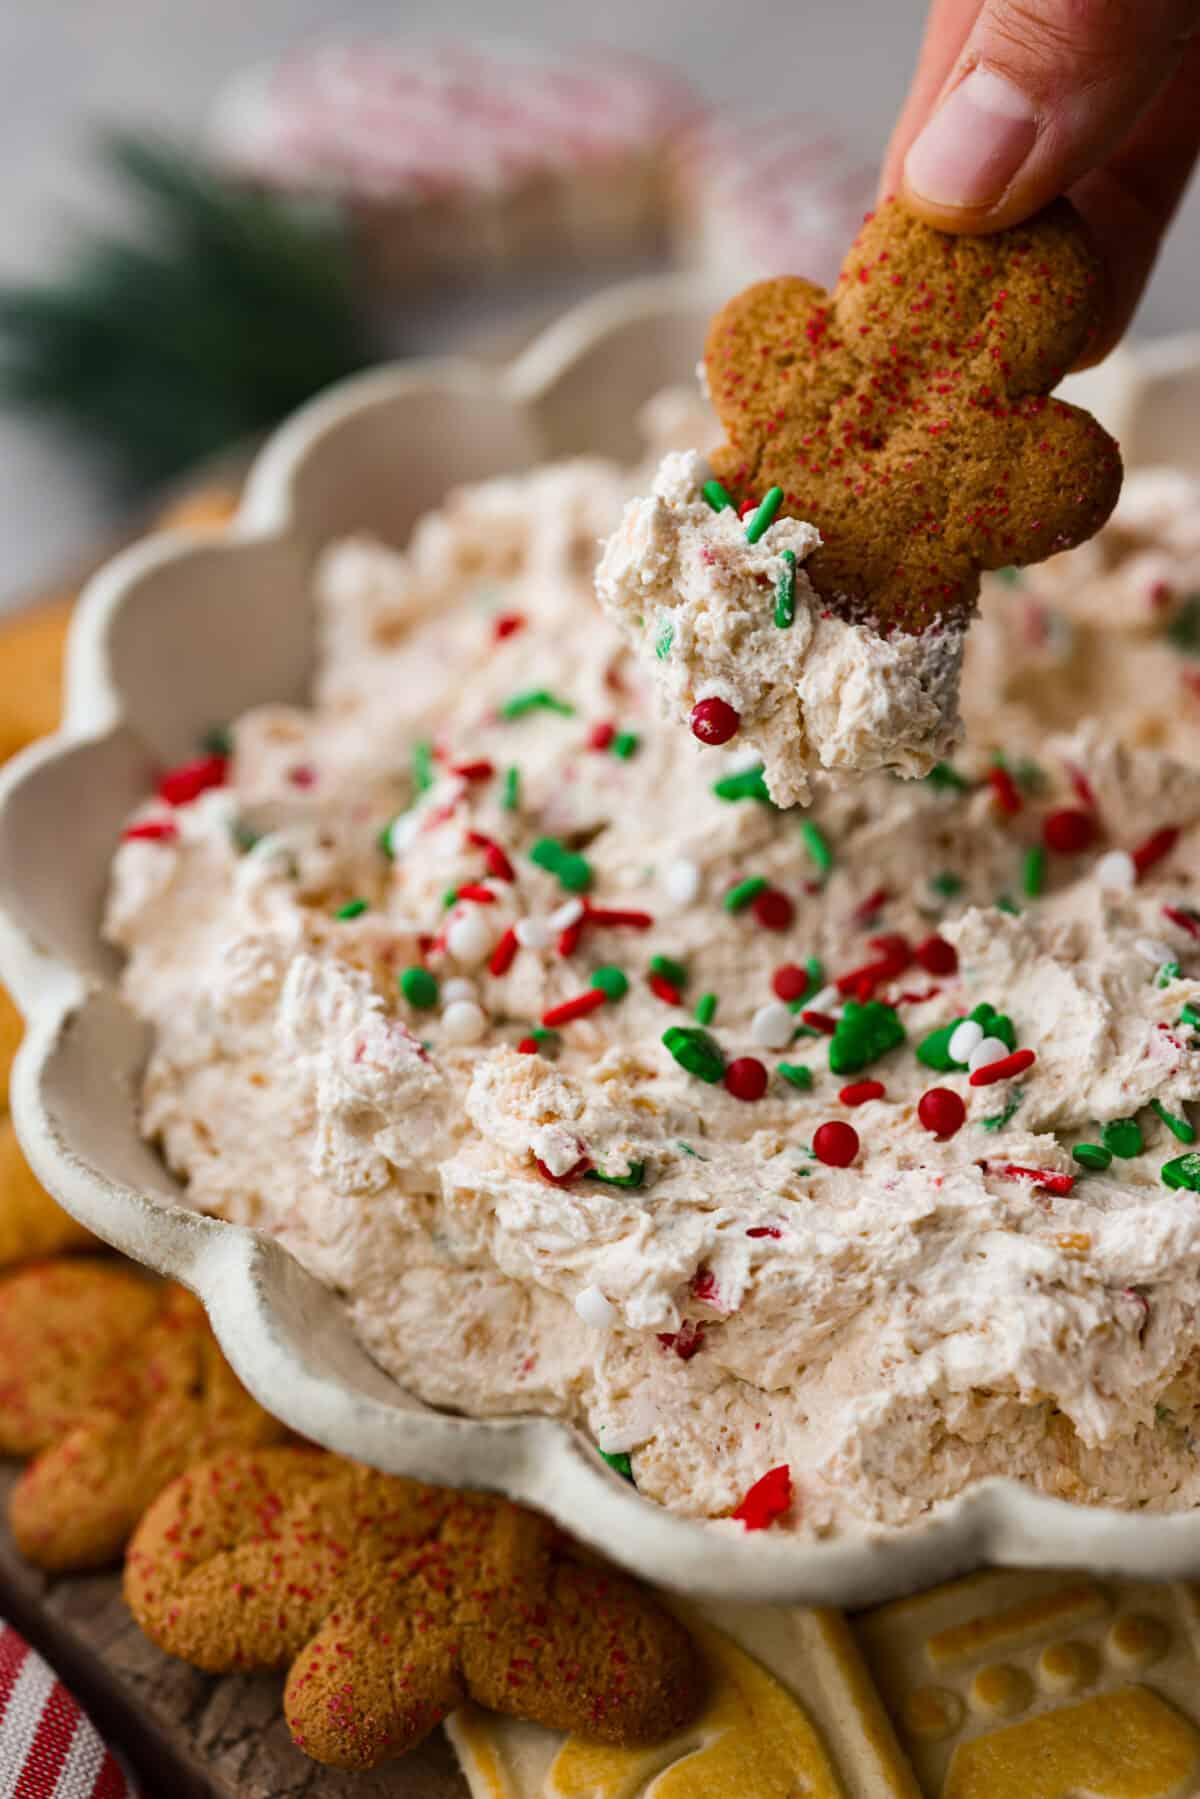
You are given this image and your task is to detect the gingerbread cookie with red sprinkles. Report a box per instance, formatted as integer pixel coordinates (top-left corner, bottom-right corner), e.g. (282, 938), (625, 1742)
(125, 1445), (704, 1770)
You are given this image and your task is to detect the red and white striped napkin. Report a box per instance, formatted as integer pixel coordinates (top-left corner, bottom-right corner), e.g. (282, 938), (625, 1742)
(0, 1623), (140, 1798)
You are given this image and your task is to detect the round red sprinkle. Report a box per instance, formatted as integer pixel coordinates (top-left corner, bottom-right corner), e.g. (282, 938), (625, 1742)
(517, 1036), (539, 1055)
(918, 1086), (966, 1139)
(690, 697), (741, 746)
(724, 1057), (768, 1101)
(752, 887), (794, 931)
(772, 964), (809, 1002)
(813, 1120), (859, 1167)
(1043, 807), (1094, 854)
(588, 721), (616, 751)
(493, 612), (525, 641)
(915, 934), (957, 976)
(839, 1080), (885, 1106)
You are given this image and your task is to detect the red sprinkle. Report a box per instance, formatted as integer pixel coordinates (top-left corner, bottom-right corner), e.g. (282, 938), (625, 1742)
(772, 964), (810, 1003)
(584, 907), (655, 931)
(656, 1321), (705, 1361)
(1001, 1162), (1075, 1197)
(1065, 762), (1098, 810)
(725, 1057), (768, 1101)
(746, 1225), (782, 1239)
(1043, 807), (1095, 854)
(534, 1154), (592, 1186)
(836, 932), (911, 997)
(732, 1465), (792, 1531)
(287, 763), (317, 790)
(1163, 904), (1200, 940)
(752, 887), (795, 932)
(839, 1080), (885, 1106)
(648, 973), (683, 1006)
(158, 753), (227, 807)
(813, 1120), (859, 1167)
(122, 819), (178, 843)
(969, 1047), (1036, 1086)
(542, 989), (607, 1028)
(588, 721), (617, 752)
(517, 1036), (539, 1055)
(800, 1009), (837, 1035)
(489, 927), (518, 977)
(455, 883), (497, 903)
(451, 760), (494, 782)
(1133, 826), (1179, 879)
(918, 1087), (966, 1139)
(850, 887), (889, 925)
(987, 764), (1023, 816)
(738, 498), (759, 520)
(914, 934), (957, 976)
(557, 918), (585, 958)
(690, 1268), (718, 1303)
(493, 612), (526, 641)
(689, 697), (741, 746)
(466, 831), (515, 882)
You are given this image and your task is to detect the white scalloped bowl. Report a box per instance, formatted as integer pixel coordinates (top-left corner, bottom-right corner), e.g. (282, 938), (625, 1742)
(3, 282), (1200, 1609)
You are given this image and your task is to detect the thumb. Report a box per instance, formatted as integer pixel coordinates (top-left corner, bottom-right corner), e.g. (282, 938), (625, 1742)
(901, 0), (1200, 230)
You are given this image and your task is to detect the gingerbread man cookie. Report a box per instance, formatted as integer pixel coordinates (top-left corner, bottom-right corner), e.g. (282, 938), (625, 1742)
(0, 1259), (287, 1570)
(598, 200), (1121, 807)
(125, 1446), (704, 1770)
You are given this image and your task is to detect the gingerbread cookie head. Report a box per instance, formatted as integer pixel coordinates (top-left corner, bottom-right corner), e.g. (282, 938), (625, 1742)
(704, 197), (1122, 633)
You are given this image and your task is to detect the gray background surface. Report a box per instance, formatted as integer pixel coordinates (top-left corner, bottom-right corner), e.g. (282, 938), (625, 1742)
(1, 0), (1196, 601)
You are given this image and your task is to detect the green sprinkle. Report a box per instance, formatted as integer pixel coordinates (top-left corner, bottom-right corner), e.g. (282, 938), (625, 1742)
(995, 894), (1021, 916)
(745, 485), (783, 544)
(230, 819), (261, 855)
(1072, 1143), (1113, 1171)
(917, 1020), (962, 1072)
(529, 837), (592, 893)
(926, 762), (969, 792)
(662, 1026), (725, 1084)
(1180, 1003), (1200, 1029)
(1022, 846), (1046, 898)
(201, 724), (232, 756)
(702, 479), (733, 513)
(694, 992), (717, 1027)
(598, 1448), (635, 1481)
(502, 766), (520, 812)
(1163, 1151), (1200, 1191)
(800, 819), (833, 878)
(1167, 594), (1200, 655)
(591, 965), (629, 1001)
(442, 886), (459, 909)
(829, 1000), (905, 1075)
(587, 1160), (645, 1190)
(724, 876), (767, 913)
(377, 815), (401, 860)
(774, 549), (797, 628)
(931, 870), (964, 899)
(785, 956), (825, 1013)
(334, 898), (368, 920)
(412, 738), (435, 794)
(1152, 1098), (1196, 1144)
(530, 1028), (560, 1057)
(675, 1140), (706, 1159)
(982, 1087), (1025, 1131)
(655, 622), (674, 660)
(995, 566), (1022, 587)
(1013, 757), (1046, 795)
(1102, 1117), (1144, 1159)
(501, 689), (575, 720)
(712, 764), (774, 806)
(650, 954), (689, 988)
(777, 1062), (814, 1089)
(611, 731), (640, 760)
(1157, 960), (1182, 988)
(399, 966), (439, 1009)
(1156, 1402), (1175, 1425)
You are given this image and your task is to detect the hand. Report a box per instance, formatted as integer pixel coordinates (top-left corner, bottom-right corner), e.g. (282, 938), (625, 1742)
(881, 0), (1200, 363)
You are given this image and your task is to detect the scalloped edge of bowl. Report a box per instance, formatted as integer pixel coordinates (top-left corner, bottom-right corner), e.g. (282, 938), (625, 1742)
(1, 284), (1199, 1606)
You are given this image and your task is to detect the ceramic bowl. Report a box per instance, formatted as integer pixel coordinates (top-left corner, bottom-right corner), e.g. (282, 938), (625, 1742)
(1, 281), (1198, 1608)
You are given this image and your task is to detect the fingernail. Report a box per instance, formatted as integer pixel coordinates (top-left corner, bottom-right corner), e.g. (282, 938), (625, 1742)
(904, 66), (1038, 209)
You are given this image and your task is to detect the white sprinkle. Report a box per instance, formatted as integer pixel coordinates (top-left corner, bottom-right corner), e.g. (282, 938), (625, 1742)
(446, 910), (493, 965)
(809, 985), (840, 1014)
(441, 977), (477, 1003)
(1095, 849), (1136, 891)
(751, 1002), (795, 1050)
(549, 897), (585, 931)
(1135, 937), (1175, 965)
(515, 916), (551, 951)
(969, 1035), (1010, 1072)
(441, 999), (487, 1044)
(386, 810), (421, 857)
(948, 1019), (984, 1066)
(664, 859), (701, 906)
(575, 1286), (616, 1329)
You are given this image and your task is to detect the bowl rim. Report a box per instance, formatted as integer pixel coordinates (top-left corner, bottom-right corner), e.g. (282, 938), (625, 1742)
(2, 276), (1199, 1605)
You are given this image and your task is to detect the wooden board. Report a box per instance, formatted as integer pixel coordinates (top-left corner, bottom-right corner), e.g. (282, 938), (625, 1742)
(0, 1464), (470, 1796)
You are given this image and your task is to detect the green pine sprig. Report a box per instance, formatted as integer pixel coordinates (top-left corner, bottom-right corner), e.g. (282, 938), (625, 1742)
(0, 132), (380, 488)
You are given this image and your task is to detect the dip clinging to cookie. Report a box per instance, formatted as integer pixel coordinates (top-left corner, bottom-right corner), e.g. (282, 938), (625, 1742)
(598, 197), (1123, 806)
